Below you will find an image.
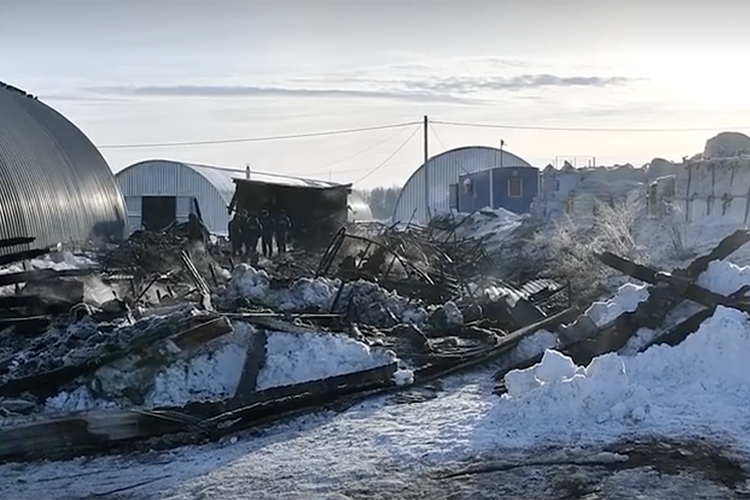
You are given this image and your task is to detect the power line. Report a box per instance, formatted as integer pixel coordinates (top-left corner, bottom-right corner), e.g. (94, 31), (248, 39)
(353, 125), (421, 185)
(432, 119), (750, 133)
(429, 123), (471, 175)
(294, 125), (413, 176)
(302, 161), (412, 177)
(98, 121), (421, 149)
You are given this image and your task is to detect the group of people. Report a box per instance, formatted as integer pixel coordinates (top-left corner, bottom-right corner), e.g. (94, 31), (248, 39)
(228, 208), (292, 259)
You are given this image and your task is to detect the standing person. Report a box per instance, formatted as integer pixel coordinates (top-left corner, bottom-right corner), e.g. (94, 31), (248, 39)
(274, 209), (292, 254)
(245, 212), (262, 257)
(259, 209), (274, 258)
(228, 211), (243, 257)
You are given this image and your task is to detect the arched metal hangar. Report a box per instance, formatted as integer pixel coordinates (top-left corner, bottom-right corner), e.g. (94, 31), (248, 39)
(391, 145), (532, 224)
(0, 82), (127, 253)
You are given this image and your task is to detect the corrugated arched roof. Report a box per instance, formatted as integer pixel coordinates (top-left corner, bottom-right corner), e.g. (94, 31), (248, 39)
(0, 82), (127, 253)
(392, 145), (533, 224)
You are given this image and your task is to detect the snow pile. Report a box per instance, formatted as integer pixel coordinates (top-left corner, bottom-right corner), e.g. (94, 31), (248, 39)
(584, 283), (649, 327)
(257, 331), (397, 390)
(488, 304), (750, 446)
(497, 330), (558, 372)
(697, 260), (750, 296)
(230, 264), (271, 301)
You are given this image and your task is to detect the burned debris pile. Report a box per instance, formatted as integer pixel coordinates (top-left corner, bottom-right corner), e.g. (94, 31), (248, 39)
(0, 221), (579, 462)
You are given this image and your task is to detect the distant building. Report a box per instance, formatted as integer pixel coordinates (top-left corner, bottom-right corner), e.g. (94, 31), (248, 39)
(116, 159), (352, 239)
(0, 81), (126, 254)
(457, 166), (540, 214)
(392, 146), (533, 224)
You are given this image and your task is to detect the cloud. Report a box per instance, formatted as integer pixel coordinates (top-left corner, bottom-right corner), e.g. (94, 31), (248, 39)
(81, 72), (635, 106)
(87, 84), (478, 104)
(404, 74), (634, 94)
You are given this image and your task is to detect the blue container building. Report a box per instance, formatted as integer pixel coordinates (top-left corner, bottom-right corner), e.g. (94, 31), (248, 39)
(457, 166), (540, 214)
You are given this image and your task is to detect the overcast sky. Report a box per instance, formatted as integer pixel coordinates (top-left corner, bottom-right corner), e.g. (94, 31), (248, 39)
(2, 0), (750, 187)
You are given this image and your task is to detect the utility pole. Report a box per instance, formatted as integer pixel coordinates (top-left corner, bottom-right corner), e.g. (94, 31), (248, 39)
(423, 115), (429, 221)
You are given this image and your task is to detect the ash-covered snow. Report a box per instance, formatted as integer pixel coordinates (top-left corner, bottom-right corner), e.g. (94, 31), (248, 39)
(230, 264), (270, 301)
(257, 331), (396, 390)
(585, 283), (649, 327)
(277, 276), (340, 312)
(229, 267), (430, 327)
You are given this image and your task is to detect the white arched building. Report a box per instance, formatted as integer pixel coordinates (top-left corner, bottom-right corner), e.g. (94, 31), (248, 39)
(391, 146), (532, 224)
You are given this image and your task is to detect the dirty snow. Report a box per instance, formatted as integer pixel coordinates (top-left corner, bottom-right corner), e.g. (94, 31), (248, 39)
(257, 331), (396, 390)
(230, 264), (270, 301)
(585, 283), (649, 327)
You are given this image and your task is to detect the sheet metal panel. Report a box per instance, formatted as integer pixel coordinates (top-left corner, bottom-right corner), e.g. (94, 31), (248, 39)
(0, 83), (127, 254)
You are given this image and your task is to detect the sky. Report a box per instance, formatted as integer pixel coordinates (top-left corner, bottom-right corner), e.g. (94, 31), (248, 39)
(2, 0), (750, 188)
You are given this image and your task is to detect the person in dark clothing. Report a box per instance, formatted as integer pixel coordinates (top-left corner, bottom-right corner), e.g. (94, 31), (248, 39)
(228, 212), (243, 256)
(259, 209), (274, 258)
(186, 213), (206, 243)
(274, 210), (292, 254)
(244, 212), (262, 257)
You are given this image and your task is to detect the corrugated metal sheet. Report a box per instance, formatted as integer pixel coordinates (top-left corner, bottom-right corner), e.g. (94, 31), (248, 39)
(0, 82), (127, 253)
(115, 160), (349, 235)
(392, 146), (532, 224)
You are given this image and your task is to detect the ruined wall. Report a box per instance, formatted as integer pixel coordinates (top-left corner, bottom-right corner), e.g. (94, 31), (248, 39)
(534, 165), (647, 221)
(664, 156), (750, 224)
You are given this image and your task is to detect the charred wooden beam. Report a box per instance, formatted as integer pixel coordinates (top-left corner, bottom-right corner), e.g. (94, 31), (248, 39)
(0, 248), (50, 267)
(0, 237), (35, 249)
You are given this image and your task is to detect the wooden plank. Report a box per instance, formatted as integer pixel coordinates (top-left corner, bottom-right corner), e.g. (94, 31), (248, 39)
(0, 237), (35, 249)
(231, 329), (268, 408)
(0, 410), (193, 462)
(169, 316), (233, 351)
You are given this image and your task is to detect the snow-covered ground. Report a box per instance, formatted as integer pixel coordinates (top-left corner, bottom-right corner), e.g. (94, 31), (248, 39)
(6, 258), (750, 498)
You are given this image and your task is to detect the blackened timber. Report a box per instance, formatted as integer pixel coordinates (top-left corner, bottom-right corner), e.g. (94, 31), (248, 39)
(686, 229), (750, 276)
(0, 248), (49, 266)
(0, 237), (35, 249)
(596, 251), (750, 313)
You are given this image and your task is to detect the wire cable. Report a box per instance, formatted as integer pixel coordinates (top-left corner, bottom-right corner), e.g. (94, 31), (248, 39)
(429, 123), (471, 175)
(353, 125), (421, 185)
(98, 120), (421, 149)
(294, 125), (413, 175)
(432, 119), (750, 133)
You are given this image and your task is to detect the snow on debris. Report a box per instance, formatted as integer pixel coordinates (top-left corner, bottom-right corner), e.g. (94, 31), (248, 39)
(392, 368), (415, 386)
(697, 260), (750, 296)
(257, 331), (397, 391)
(43, 321), (257, 413)
(230, 264), (270, 301)
(144, 342), (248, 408)
(488, 305), (750, 448)
(229, 267), (429, 327)
(584, 282), (649, 327)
